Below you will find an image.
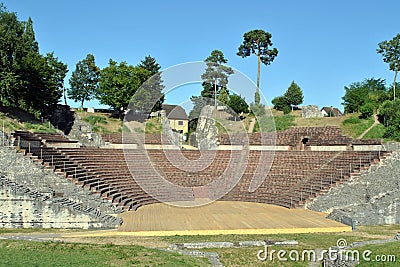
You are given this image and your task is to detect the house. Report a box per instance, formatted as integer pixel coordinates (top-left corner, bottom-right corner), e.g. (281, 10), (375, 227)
(321, 106), (343, 117)
(161, 104), (189, 134)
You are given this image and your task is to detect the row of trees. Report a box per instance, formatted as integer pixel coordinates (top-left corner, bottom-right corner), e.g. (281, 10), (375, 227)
(342, 34), (400, 140)
(0, 5), (67, 117)
(190, 29), (279, 121)
(67, 54), (163, 117)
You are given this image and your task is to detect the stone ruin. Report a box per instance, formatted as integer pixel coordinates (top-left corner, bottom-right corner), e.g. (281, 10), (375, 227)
(302, 105), (324, 118)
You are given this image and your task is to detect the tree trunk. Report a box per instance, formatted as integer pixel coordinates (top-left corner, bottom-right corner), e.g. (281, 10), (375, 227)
(81, 99), (84, 109)
(63, 84), (67, 105)
(214, 79), (217, 110)
(393, 68), (398, 101)
(257, 52), (261, 94)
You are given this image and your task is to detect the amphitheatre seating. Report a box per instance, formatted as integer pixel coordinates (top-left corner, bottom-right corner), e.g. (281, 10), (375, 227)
(12, 128), (390, 211)
(101, 133), (175, 145)
(218, 126), (382, 148)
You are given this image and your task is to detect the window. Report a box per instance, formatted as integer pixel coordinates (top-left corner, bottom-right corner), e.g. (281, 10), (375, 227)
(178, 121), (183, 126)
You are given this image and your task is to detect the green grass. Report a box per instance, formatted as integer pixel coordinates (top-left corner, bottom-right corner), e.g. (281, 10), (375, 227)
(357, 242), (399, 266)
(341, 115), (375, 138)
(363, 124), (386, 139)
(253, 114), (295, 132)
(0, 240), (209, 267)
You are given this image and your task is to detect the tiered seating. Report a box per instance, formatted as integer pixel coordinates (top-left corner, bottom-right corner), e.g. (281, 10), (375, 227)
(218, 126), (380, 148)
(12, 128), (389, 211)
(101, 133), (175, 145)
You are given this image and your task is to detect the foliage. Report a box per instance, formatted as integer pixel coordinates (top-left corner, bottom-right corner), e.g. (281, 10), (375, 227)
(0, 5), (67, 117)
(201, 50), (233, 107)
(282, 105), (291, 115)
(218, 87), (229, 105)
(284, 81), (304, 109)
(359, 102), (374, 119)
(271, 96), (289, 111)
(97, 59), (152, 116)
(137, 55), (164, 111)
(237, 29), (278, 103)
(227, 94), (248, 115)
(250, 102), (266, 116)
(342, 78), (388, 113)
(377, 34), (400, 100)
(68, 54), (100, 108)
(188, 96), (208, 120)
(343, 116), (362, 125)
(379, 99), (400, 141)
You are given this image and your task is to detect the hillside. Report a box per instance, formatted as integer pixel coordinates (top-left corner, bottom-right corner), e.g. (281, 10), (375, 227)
(0, 106), (387, 141)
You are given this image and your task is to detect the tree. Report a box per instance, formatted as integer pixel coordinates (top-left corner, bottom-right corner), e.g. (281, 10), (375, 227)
(377, 34), (400, 100)
(68, 54), (100, 108)
(138, 55), (161, 74)
(228, 94), (248, 115)
(271, 95), (289, 111)
(98, 59), (151, 117)
(237, 29), (278, 104)
(218, 87), (229, 105)
(379, 99), (400, 141)
(284, 81), (303, 111)
(137, 55), (164, 112)
(342, 78), (388, 114)
(0, 5), (66, 116)
(201, 50), (233, 109)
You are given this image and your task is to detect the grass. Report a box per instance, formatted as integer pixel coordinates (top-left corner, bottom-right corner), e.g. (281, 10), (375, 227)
(253, 114), (295, 132)
(145, 117), (162, 134)
(77, 111), (122, 133)
(0, 240), (209, 267)
(1, 225), (399, 266)
(363, 124), (386, 139)
(341, 114), (375, 138)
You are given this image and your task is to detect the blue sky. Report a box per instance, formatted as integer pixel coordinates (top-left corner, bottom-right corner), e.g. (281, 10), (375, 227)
(3, 0), (400, 111)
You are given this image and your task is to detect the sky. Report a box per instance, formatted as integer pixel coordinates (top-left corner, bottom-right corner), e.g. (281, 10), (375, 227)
(3, 0), (400, 112)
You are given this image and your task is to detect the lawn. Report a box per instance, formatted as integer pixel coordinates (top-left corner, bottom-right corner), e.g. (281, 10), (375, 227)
(0, 240), (209, 267)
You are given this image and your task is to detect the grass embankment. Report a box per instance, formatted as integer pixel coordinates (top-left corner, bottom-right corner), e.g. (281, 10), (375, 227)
(1, 225), (398, 266)
(0, 108), (57, 134)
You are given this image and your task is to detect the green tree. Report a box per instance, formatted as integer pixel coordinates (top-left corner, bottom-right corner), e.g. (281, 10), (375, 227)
(0, 5), (66, 116)
(228, 94), (248, 115)
(342, 78), (388, 114)
(377, 34), (400, 100)
(98, 59), (151, 117)
(137, 55), (164, 112)
(237, 29), (278, 104)
(284, 81), (303, 111)
(271, 95), (289, 111)
(379, 99), (400, 141)
(201, 50), (233, 109)
(68, 54), (100, 108)
(138, 55), (161, 74)
(218, 87), (229, 105)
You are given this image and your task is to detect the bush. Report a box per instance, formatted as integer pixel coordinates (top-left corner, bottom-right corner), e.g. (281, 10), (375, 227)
(282, 105), (291, 115)
(359, 102), (374, 119)
(343, 117), (362, 124)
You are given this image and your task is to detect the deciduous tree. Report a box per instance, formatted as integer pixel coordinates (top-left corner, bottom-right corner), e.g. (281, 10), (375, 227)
(68, 54), (100, 108)
(377, 34), (400, 100)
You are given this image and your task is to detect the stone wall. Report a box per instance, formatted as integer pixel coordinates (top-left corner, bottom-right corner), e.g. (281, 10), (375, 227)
(0, 146), (122, 229)
(194, 105), (218, 150)
(68, 114), (104, 147)
(302, 105), (323, 118)
(307, 151), (400, 225)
